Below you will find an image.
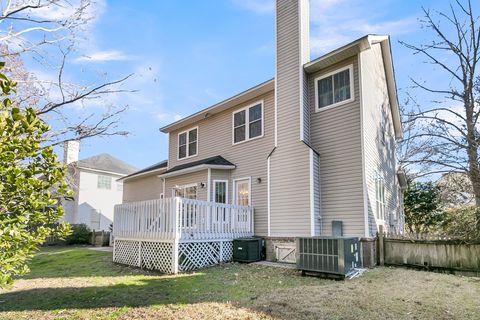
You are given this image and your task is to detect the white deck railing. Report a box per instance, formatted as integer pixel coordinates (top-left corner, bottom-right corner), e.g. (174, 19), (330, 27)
(113, 197), (254, 242)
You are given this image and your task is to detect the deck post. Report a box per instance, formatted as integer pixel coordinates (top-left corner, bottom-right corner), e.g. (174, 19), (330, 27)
(172, 197), (181, 273)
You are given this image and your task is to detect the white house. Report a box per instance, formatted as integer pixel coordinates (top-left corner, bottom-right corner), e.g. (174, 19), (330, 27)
(62, 140), (137, 231)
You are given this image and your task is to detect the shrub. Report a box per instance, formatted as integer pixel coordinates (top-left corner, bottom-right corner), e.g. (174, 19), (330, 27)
(66, 224), (91, 245)
(442, 206), (480, 241)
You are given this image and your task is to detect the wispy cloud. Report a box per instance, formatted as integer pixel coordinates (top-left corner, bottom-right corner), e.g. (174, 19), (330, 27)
(75, 50), (133, 62)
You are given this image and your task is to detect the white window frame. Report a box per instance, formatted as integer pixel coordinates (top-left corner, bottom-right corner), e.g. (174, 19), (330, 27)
(172, 183), (198, 199)
(314, 64), (354, 112)
(213, 180), (229, 204)
(375, 172), (386, 223)
(97, 175), (112, 190)
(232, 100), (264, 145)
(233, 177), (251, 206)
(177, 126), (198, 161)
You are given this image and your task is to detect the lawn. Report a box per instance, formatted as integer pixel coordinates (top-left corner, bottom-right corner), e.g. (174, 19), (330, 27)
(0, 247), (479, 320)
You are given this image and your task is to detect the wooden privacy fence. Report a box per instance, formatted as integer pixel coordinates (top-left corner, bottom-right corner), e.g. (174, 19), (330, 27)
(377, 227), (480, 274)
(113, 197), (254, 274)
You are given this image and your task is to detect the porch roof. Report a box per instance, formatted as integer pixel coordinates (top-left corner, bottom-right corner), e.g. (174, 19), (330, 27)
(159, 156), (235, 178)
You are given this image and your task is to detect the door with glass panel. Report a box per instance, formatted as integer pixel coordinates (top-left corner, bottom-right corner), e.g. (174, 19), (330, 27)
(213, 180), (228, 232)
(234, 179), (250, 230)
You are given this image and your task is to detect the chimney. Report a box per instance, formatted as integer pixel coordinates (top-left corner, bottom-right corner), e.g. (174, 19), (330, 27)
(275, 0), (310, 145)
(63, 140), (80, 165)
(269, 0), (313, 237)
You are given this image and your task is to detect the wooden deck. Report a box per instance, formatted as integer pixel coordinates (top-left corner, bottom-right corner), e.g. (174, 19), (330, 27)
(112, 197), (254, 273)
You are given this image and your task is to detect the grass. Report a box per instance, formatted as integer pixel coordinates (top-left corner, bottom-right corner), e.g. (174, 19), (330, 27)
(0, 247), (480, 319)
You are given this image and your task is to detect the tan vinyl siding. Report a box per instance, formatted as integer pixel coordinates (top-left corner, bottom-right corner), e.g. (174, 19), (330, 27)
(166, 92), (275, 236)
(269, 0), (312, 237)
(312, 151), (321, 235)
(309, 56), (365, 237)
(164, 170), (208, 200)
(123, 175), (163, 203)
(360, 43), (401, 237)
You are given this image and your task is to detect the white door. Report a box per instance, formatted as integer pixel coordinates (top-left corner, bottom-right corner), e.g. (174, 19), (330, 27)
(234, 179), (250, 206)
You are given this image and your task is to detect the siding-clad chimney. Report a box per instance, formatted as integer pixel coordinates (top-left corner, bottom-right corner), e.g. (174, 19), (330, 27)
(63, 140), (80, 165)
(269, 0), (314, 237)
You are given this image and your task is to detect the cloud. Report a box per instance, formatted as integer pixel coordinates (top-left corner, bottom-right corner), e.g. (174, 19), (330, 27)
(75, 50), (132, 62)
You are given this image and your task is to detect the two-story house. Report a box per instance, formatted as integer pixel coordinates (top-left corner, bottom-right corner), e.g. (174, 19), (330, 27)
(121, 0), (406, 262)
(62, 140), (138, 231)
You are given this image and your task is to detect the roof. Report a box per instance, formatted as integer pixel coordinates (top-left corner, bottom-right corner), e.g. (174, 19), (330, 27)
(159, 156), (235, 178)
(118, 160), (168, 182)
(160, 34), (402, 139)
(76, 153), (137, 176)
(160, 79), (274, 133)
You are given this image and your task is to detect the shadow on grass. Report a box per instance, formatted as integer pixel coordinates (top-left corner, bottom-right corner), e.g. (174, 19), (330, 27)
(0, 270), (265, 313)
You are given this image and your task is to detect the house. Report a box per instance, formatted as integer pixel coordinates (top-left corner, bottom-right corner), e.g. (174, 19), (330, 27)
(62, 140), (137, 231)
(115, 0), (406, 269)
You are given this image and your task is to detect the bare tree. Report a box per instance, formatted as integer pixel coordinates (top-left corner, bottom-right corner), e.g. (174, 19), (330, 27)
(0, 0), (132, 146)
(399, 0), (480, 226)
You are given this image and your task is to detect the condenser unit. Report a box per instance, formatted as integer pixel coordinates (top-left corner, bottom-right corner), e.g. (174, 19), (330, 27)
(233, 237), (264, 262)
(297, 237), (360, 277)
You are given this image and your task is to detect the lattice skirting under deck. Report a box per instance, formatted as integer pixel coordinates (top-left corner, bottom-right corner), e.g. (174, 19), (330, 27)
(113, 239), (233, 274)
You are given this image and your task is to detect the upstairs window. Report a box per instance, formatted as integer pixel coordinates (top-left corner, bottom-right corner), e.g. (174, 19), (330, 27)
(315, 65), (354, 110)
(97, 175), (112, 189)
(178, 127), (198, 159)
(233, 101), (263, 144)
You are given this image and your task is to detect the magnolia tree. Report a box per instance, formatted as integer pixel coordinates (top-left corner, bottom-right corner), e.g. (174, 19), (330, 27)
(0, 67), (70, 287)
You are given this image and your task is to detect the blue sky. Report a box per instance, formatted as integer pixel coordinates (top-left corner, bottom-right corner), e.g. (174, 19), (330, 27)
(39, 0), (477, 170)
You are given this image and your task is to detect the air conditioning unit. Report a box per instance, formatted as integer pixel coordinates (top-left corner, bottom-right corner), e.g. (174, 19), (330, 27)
(233, 237), (263, 263)
(297, 237), (361, 277)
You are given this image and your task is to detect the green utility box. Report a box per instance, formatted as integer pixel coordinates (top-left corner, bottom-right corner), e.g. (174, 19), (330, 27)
(233, 237), (263, 262)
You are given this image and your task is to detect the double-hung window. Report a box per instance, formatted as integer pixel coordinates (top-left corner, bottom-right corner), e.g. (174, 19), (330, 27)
(375, 173), (386, 221)
(233, 101), (263, 144)
(315, 65), (354, 110)
(178, 127), (198, 160)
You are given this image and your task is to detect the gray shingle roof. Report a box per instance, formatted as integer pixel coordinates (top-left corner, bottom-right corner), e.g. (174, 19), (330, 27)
(163, 156), (234, 174)
(77, 153), (137, 175)
(120, 160), (168, 180)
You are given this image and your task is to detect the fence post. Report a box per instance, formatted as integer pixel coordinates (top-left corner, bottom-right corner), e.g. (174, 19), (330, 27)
(378, 225), (385, 266)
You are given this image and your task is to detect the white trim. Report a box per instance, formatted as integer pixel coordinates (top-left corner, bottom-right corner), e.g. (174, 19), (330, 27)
(299, 0), (304, 142)
(207, 168), (211, 202)
(314, 64), (355, 112)
(78, 166), (127, 177)
(267, 156), (271, 236)
(177, 126), (199, 161)
(358, 53), (370, 237)
(274, 1), (278, 148)
(166, 132), (170, 170)
(233, 177), (252, 206)
(212, 179), (229, 204)
(232, 100), (264, 146)
(309, 151), (316, 236)
(119, 167), (167, 182)
(158, 164), (235, 179)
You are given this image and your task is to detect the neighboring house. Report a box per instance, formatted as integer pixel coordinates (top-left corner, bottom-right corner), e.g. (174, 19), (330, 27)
(437, 172), (475, 208)
(62, 140), (137, 231)
(121, 0), (406, 261)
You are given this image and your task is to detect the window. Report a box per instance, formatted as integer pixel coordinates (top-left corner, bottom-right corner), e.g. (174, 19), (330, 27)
(233, 101), (263, 144)
(178, 127), (198, 159)
(173, 184), (197, 199)
(315, 65), (354, 110)
(214, 180), (228, 204)
(97, 175), (112, 189)
(375, 173), (386, 221)
(234, 178), (250, 206)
